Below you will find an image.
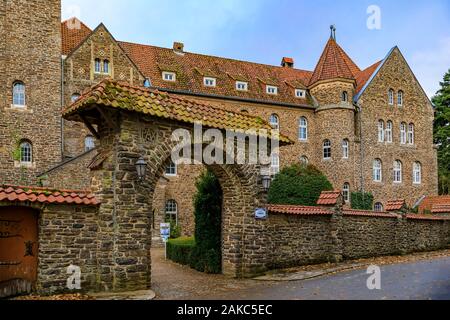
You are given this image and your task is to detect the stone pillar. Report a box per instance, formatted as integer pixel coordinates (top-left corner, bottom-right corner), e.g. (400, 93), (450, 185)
(395, 212), (409, 255)
(329, 195), (344, 263)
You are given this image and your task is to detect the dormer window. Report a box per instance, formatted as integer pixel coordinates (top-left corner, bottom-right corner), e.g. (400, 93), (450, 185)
(295, 89), (306, 98)
(266, 85), (278, 95)
(236, 81), (248, 91)
(204, 77), (216, 87)
(162, 71), (176, 82)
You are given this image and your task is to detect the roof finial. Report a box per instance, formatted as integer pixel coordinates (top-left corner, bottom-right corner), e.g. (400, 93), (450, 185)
(330, 25), (336, 40)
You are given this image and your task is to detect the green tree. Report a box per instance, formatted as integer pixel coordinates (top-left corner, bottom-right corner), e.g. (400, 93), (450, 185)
(190, 170), (223, 274)
(268, 164), (333, 206)
(350, 191), (374, 211)
(432, 69), (450, 195)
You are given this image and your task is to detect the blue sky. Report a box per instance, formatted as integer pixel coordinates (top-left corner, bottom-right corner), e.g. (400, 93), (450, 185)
(62, 0), (450, 98)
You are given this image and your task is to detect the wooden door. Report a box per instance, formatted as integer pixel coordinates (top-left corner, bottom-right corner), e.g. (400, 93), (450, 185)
(0, 207), (38, 298)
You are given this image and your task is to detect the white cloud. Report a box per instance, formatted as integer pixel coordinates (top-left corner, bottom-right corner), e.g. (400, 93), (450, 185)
(410, 37), (450, 98)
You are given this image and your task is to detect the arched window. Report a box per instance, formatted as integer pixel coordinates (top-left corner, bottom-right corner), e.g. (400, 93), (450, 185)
(343, 183), (350, 203)
(342, 139), (349, 159)
(299, 117), (308, 141)
(373, 159), (382, 182)
(300, 156), (309, 166)
(342, 91), (348, 102)
(271, 153), (280, 175)
(386, 121), (393, 143)
(398, 90), (404, 106)
(400, 122), (407, 144)
(378, 120), (385, 142)
(323, 140), (331, 160)
(408, 123), (415, 145)
(165, 200), (178, 225)
(103, 60), (110, 74)
(71, 93), (80, 103)
(269, 114), (280, 130)
(374, 202), (384, 212)
(388, 89), (394, 105)
(94, 59), (101, 73)
(85, 135), (95, 151)
(13, 82), (26, 106)
(19, 141), (32, 164)
(393, 160), (403, 183)
(413, 162), (422, 184)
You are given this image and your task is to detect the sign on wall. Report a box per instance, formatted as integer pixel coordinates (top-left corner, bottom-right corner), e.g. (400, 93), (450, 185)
(254, 208), (268, 220)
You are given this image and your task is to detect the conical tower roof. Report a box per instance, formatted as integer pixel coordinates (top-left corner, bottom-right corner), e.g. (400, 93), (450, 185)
(309, 37), (360, 86)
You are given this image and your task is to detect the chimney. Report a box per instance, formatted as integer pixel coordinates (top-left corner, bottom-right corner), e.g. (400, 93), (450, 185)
(173, 42), (184, 54)
(281, 57), (294, 68)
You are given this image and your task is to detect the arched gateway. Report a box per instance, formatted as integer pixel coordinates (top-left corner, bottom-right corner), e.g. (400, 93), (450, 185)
(63, 79), (292, 291)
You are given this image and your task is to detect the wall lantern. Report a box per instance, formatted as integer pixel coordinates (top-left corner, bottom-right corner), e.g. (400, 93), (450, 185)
(135, 157), (147, 181)
(261, 175), (272, 192)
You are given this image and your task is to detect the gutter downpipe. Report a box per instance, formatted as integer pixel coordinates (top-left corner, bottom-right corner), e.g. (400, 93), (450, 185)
(61, 55), (66, 161)
(355, 101), (365, 194)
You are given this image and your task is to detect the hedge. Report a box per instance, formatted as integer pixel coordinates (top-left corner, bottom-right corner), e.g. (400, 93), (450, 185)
(166, 237), (195, 266)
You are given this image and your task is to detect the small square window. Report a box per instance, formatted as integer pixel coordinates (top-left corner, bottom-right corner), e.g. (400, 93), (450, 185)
(165, 161), (177, 176)
(162, 72), (176, 82)
(236, 81), (248, 91)
(295, 89), (305, 98)
(204, 77), (216, 87)
(266, 85), (278, 95)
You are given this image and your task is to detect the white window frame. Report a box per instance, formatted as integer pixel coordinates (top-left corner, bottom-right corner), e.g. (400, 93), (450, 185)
(271, 153), (280, 176)
(203, 77), (217, 87)
(323, 140), (332, 160)
(343, 183), (350, 203)
(398, 91), (403, 106)
(299, 117), (308, 141)
(162, 71), (176, 82)
(378, 120), (385, 143)
(388, 89), (394, 105)
(165, 200), (178, 225)
(386, 121), (393, 143)
(393, 160), (403, 184)
(13, 82), (26, 107)
(236, 81), (248, 91)
(400, 123), (407, 145)
(20, 141), (33, 164)
(408, 123), (415, 145)
(413, 162), (422, 185)
(85, 135), (95, 152)
(94, 59), (102, 74)
(295, 89), (306, 98)
(373, 159), (382, 182)
(269, 114), (280, 130)
(165, 161), (178, 177)
(266, 85), (278, 95)
(342, 139), (349, 159)
(374, 203), (384, 212)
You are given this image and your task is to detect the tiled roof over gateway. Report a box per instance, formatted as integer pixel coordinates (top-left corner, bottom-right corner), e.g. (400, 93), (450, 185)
(63, 79), (293, 144)
(61, 18), (382, 106)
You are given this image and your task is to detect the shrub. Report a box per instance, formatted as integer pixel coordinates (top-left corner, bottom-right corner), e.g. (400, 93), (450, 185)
(268, 164), (333, 206)
(351, 191), (374, 210)
(165, 218), (182, 239)
(166, 237), (195, 266)
(190, 170), (223, 274)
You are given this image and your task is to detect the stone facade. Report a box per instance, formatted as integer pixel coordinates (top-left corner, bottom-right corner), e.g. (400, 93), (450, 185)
(0, 0), (62, 185)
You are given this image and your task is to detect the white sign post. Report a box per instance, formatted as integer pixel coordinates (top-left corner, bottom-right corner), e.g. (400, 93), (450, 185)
(160, 223), (171, 260)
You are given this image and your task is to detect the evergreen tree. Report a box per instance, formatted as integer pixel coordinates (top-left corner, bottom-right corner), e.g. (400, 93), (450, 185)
(432, 69), (450, 195)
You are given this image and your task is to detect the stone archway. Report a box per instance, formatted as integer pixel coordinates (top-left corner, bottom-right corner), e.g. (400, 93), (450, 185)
(63, 79), (291, 292)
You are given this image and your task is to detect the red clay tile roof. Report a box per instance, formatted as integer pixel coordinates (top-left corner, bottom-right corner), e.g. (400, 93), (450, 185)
(309, 38), (360, 86)
(406, 214), (450, 221)
(118, 41), (314, 106)
(317, 190), (341, 206)
(431, 204), (450, 214)
(386, 199), (406, 211)
(343, 209), (397, 219)
(61, 17), (92, 55)
(419, 196), (450, 214)
(63, 79), (293, 144)
(0, 185), (99, 206)
(355, 61), (382, 93)
(268, 204), (332, 216)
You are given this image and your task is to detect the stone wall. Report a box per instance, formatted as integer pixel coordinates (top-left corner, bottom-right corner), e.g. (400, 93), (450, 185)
(265, 212), (450, 269)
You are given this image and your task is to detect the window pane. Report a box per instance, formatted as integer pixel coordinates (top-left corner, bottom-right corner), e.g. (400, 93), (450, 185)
(85, 136), (95, 151)
(13, 83), (26, 106)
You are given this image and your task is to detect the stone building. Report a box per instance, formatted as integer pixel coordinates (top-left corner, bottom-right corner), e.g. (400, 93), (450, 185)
(0, 1), (438, 237)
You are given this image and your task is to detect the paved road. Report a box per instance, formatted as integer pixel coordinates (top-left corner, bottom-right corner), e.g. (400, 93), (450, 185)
(206, 257), (450, 300)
